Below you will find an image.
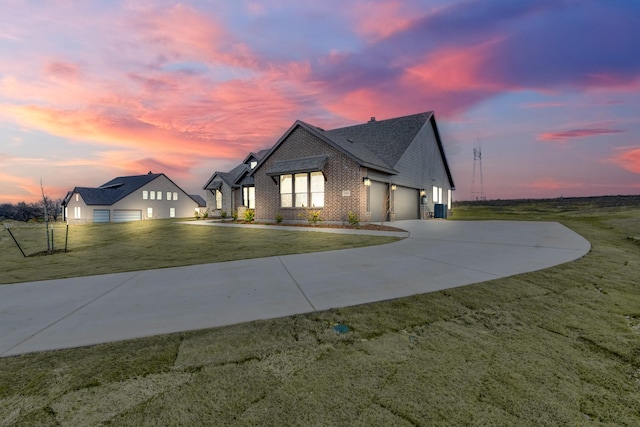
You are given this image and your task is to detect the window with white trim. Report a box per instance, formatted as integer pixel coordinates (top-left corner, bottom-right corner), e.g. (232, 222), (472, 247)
(280, 172), (324, 208)
(150, 191), (155, 200)
(167, 191), (172, 201)
(143, 190), (148, 200)
(173, 192), (178, 200)
(169, 207), (175, 218)
(280, 175), (292, 207)
(74, 206), (81, 218)
(215, 190), (222, 209)
(157, 191), (162, 200)
(147, 207), (153, 218)
(243, 187), (255, 209)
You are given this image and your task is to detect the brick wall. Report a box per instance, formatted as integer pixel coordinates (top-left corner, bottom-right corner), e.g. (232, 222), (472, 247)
(254, 125), (368, 223)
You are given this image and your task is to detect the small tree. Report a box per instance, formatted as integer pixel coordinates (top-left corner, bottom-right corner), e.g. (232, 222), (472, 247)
(41, 179), (52, 254)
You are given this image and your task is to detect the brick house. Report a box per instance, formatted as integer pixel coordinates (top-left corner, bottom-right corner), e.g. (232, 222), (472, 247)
(249, 111), (455, 223)
(202, 150), (269, 216)
(62, 172), (204, 224)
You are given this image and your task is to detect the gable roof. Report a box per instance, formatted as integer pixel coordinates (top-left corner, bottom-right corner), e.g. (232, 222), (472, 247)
(251, 111), (455, 184)
(324, 112), (433, 170)
(203, 163), (247, 190)
(70, 173), (161, 206)
(203, 148), (270, 190)
(66, 173), (202, 206)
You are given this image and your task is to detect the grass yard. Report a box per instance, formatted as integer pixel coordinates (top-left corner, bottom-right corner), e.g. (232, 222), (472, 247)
(0, 219), (400, 284)
(1, 196), (640, 425)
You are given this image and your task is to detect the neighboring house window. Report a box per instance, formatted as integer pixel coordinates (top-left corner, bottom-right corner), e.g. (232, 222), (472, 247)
(173, 192), (178, 200)
(280, 172), (324, 208)
(170, 207), (175, 218)
(167, 191), (172, 201)
(75, 194), (79, 202)
(74, 206), (81, 219)
(143, 191), (148, 200)
(147, 207), (153, 218)
(150, 191), (155, 200)
(215, 190), (222, 210)
(243, 187), (255, 209)
(432, 186), (438, 203)
(157, 191), (162, 200)
(438, 187), (443, 205)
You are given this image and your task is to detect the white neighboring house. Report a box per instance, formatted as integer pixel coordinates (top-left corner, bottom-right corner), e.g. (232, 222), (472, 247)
(62, 172), (205, 224)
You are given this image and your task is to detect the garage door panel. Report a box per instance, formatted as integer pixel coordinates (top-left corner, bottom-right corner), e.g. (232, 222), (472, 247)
(370, 181), (388, 222)
(394, 186), (419, 220)
(113, 210), (141, 222)
(93, 209), (110, 223)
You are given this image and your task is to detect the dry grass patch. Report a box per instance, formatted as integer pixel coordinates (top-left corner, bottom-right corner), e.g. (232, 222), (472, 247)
(0, 220), (400, 284)
(1, 196), (640, 425)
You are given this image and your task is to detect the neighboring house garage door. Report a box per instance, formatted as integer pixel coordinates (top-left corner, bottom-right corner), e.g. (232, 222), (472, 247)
(393, 186), (420, 220)
(370, 181), (389, 222)
(113, 210), (142, 222)
(93, 209), (110, 223)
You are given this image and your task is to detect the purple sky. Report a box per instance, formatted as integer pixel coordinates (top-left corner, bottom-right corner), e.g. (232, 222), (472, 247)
(1, 0), (639, 203)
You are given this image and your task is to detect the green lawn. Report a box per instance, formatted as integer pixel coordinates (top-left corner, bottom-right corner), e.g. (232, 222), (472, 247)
(0, 219), (400, 285)
(1, 197), (640, 425)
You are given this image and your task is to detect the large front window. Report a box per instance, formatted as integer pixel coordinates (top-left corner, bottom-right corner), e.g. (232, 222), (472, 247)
(280, 172), (324, 208)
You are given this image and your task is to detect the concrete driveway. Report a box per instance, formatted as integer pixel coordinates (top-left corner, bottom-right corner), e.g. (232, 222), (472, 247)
(0, 220), (590, 357)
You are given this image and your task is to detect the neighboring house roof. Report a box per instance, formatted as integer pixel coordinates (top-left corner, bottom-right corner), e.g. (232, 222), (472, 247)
(64, 173), (201, 206)
(251, 111), (455, 188)
(190, 194), (207, 207)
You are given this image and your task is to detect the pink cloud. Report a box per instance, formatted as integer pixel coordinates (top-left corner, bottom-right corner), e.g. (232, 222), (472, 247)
(403, 40), (504, 92)
(528, 178), (584, 190)
(538, 128), (625, 142)
(610, 147), (640, 174)
(45, 61), (81, 81)
(351, 0), (416, 42)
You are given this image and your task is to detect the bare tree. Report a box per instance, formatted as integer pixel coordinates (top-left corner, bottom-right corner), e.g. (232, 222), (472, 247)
(41, 179), (52, 254)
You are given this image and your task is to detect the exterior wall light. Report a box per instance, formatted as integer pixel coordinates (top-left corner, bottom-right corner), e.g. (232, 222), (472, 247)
(391, 184), (397, 191)
(363, 177), (371, 186)
(420, 189), (426, 196)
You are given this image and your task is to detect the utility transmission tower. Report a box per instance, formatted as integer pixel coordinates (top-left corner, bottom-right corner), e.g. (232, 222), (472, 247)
(471, 138), (486, 201)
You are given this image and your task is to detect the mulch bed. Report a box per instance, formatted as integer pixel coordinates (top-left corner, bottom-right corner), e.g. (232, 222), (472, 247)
(223, 221), (406, 233)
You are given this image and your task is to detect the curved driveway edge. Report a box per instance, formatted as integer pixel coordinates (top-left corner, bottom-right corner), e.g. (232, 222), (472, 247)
(0, 220), (590, 357)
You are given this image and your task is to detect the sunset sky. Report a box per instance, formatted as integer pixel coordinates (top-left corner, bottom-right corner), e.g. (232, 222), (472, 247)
(1, 0), (639, 204)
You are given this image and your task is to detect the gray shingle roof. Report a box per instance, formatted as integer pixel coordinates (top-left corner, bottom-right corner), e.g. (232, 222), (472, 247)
(190, 194), (206, 207)
(74, 173), (161, 205)
(323, 112), (433, 171)
(266, 155), (328, 176)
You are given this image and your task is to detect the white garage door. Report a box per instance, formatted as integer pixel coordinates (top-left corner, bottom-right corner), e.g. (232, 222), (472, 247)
(393, 186), (419, 220)
(113, 210), (142, 222)
(93, 209), (110, 223)
(370, 181), (389, 222)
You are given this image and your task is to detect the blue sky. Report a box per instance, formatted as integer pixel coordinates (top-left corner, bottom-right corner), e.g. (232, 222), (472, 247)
(1, 0), (639, 203)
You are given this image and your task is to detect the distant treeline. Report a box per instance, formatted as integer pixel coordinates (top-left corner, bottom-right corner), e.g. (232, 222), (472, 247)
(453, 195), (640, 209)
(0, 199), (63, 222)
